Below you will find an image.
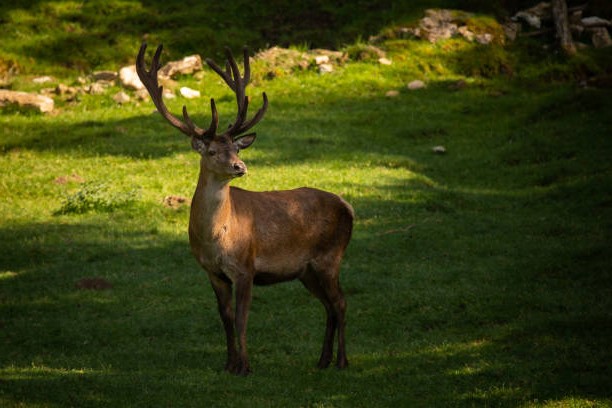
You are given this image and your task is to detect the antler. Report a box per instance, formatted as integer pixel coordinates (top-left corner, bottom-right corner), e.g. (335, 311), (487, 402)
(136, 43), (218, 140)
(136, 43), (267, 142)
(206, 47), (268, 140)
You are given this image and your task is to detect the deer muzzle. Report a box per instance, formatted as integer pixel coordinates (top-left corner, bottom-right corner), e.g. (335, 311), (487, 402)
(232, 161), (247, 177)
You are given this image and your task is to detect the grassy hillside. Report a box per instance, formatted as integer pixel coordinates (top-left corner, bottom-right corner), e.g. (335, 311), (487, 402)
(1, 1), (611, 407)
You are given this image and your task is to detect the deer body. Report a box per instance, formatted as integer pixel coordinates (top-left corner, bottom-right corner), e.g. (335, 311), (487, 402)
(137, 44), (353, 375)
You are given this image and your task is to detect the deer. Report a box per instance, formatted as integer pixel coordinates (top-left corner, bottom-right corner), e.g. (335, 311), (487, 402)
(136, 44), (354, 376)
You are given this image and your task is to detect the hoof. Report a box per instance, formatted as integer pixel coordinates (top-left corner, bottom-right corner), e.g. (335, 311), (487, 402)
(336, 358), (348, 369)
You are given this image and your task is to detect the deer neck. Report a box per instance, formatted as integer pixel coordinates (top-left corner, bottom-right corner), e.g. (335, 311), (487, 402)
(190, 168), (233, 241)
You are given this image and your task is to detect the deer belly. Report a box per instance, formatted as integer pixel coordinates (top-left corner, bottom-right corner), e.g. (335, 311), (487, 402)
(253, 252), (309, 283)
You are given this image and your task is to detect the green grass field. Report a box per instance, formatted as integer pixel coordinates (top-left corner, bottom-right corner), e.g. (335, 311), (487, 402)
(1, 1), (612, 407)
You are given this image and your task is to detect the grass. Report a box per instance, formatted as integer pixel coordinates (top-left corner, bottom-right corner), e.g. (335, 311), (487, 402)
(2, 2), (612, 407)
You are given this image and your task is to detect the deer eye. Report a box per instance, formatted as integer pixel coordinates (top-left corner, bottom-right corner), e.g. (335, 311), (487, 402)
(208, 149), (217, 156)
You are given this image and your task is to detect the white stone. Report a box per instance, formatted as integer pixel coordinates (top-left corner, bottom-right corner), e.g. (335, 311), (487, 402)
(407, 80), (427, 90)
(32, 76), (54, 84)
(582, 17), (611, 27)
(179, 87), (200, 99)
(378, 58), (392, 65)
(315, 55), (330, 65)
(432, 145), (446, 154)
(119, 65), (144, 90)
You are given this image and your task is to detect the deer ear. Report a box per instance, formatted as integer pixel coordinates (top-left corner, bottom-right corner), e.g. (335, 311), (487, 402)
(191, 137), (209, 155)
(235, 133), (256, 150)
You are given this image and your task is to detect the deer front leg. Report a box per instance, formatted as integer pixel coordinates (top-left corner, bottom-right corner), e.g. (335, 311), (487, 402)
(234, 276), (253, 375)
(210, 275), (239, 372)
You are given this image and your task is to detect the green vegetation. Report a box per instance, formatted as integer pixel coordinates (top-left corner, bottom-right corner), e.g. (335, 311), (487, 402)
(1, 1), (611, 407)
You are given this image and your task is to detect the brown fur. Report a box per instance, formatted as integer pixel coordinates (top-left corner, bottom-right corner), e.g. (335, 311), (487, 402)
(188, 146), (353, 375)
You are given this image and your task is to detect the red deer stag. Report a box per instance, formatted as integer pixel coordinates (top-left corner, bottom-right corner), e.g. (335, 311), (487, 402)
(136, 44), (354, 375)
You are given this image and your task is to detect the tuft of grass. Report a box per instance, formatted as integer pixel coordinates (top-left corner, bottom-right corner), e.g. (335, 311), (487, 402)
(55, 182), (139, 215)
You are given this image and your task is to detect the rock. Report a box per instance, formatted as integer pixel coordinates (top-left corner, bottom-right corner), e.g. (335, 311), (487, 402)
(432, 145), (446, 154)
(315, 55), (330, 65)
(163, 89), (176, 99)
(378, 57), (392, 65)
(135, 88), (150, 101)
(319, 63), (334, 74)
(112, 91), (130, 104)
(159, 54), (203, 79)
(419, 9), (463, 43)
(310, 48), (345, 63)
(55, 83), (78, 96)
(476, 33), (494, 45)
(407, 80), (427, 90)
(119, 65), (144, 90)
(513, 2), (551, 29)
(582, 16), (611, 28)
(385, 90), (400, 97)
(397, 8), (501, 45)
(458, 26), (475, 41)
(590, 27), (612, 48)
(179, 87), (200, 99)
(93, 70), (118, 82)
(159, 77), (179, 91)
(254, 46), (345, 75)
(0, 89), (54, 113)
(87, 82), (106, 95)
(32, 76), (54, 84)
(502, 21), (521, 41)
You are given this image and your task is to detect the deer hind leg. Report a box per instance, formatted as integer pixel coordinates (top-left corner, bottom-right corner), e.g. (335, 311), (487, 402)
(300, 266), (348, 369)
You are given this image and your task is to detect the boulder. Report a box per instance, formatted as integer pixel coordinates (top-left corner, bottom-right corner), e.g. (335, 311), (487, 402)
(0, 89), (54, 113)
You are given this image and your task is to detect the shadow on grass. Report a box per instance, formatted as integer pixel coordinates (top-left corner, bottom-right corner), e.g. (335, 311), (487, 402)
(2, 176), (612, 406)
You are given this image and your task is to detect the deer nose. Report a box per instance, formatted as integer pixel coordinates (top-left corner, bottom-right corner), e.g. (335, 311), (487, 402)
(232, 161), (247, 176)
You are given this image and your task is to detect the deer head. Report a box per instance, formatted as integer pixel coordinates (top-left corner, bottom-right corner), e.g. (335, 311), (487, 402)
(136, 43), (268, 180)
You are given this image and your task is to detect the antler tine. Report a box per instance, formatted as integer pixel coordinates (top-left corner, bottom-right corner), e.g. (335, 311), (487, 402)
(206, 57), (234, 90)
(136, 43), (216, 141)
(204, 47), (268, 140)
(242, 47), (251, 85)
(235, 92), (268, 136)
